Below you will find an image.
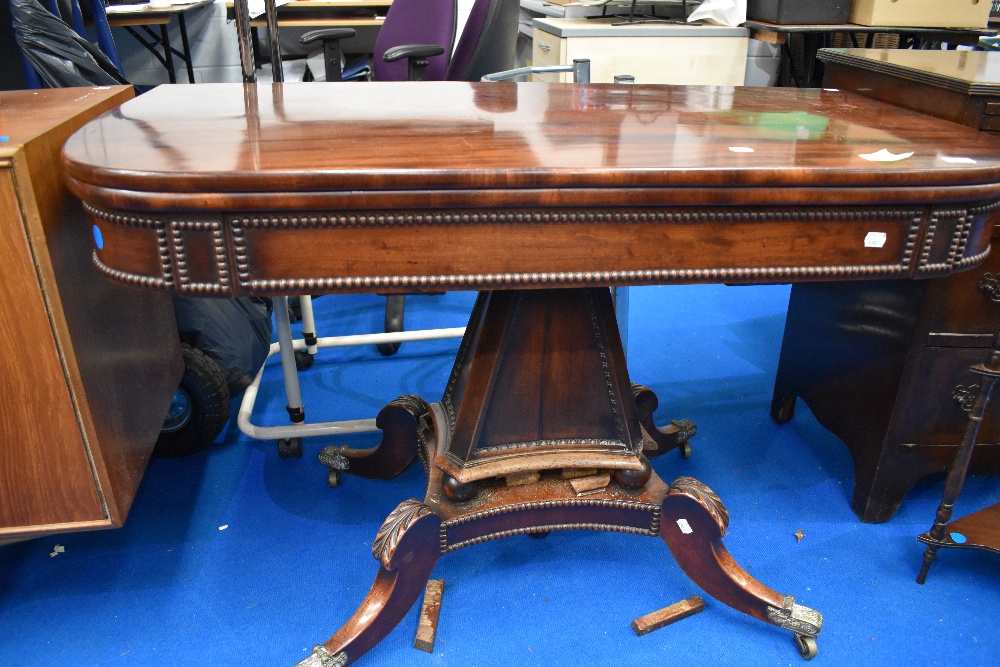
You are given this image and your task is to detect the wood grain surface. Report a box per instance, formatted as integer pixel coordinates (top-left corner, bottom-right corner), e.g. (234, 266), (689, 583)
(1, 86), (182, 541)
(61, 83), (1000, 299)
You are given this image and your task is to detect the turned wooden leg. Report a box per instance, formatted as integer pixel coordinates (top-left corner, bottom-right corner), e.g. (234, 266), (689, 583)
(296, 500), (442, 667)
(659, 477), (822, 659)
(917, 352), (1000, 584)
(319, 395), (429, 483)
(633, 383), (696, 459)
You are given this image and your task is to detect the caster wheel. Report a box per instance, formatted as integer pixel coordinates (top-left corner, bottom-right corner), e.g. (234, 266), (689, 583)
(679, 440), (692, 459)
(377, 342), (401, 356)
(279, 437), (303, 459)
(294, 349), (314, 370)
(794, 634), (818, 660)
(287, 296), (302, 323)
(328, 469), (341, 488)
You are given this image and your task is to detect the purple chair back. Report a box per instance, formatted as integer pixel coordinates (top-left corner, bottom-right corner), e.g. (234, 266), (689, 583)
(446, 0), (518, 81)
(373, 0), (458, 81)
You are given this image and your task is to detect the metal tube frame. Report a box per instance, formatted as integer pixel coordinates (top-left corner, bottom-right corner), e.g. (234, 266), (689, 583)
(481, 59), (591, 83)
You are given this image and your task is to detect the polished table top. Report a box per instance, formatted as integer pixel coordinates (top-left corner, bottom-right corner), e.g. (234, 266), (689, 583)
(62, 82), (1000, 297)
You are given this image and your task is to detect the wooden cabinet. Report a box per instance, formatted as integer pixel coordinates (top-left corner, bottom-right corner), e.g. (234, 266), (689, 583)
(819, 49), (1000, 133)
(0, 87), (182, 544)
(530, 18), (749, 84)
(771, 49), (1000, 523)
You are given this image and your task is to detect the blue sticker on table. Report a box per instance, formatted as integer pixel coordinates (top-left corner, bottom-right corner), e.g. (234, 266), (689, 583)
(92, 224), (104, 250)
(0, 136), (9, 142)
(949, 532), (968, 544)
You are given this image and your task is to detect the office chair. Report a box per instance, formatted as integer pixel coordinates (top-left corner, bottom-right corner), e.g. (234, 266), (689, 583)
(443, 0), (519, 82)
(300, 0), (457, 84)
(301, 0), (520, 85)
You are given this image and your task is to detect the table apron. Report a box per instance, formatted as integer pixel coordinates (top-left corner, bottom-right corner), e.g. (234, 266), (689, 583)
(82, 199), (999, 296)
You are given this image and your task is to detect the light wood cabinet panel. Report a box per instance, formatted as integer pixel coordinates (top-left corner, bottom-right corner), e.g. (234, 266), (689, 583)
(530, 18), (749, 84)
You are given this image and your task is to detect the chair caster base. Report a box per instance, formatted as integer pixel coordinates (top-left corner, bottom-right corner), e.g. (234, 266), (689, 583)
(279, 437), (303, 458)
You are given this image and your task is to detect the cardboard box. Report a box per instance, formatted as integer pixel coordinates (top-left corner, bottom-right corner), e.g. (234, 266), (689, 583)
(850, 0), (992, 28)
(748, 0), (852, 24)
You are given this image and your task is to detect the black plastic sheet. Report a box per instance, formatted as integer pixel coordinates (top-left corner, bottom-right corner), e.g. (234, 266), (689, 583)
(173, 297), (274, 393)
(10, 0), (129, 87)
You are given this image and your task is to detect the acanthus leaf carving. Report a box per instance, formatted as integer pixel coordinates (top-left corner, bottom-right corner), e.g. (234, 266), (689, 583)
(667, 476), (730, 537)
(372, 499), (433, 569)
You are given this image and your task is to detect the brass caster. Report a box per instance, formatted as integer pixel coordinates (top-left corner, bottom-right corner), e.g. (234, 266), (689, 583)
(794, 634), (818, 660)
(679, 440), (692, 459)
(318, 445), (349, 487)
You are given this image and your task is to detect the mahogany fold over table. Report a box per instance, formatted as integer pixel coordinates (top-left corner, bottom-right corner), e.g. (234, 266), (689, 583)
(62, 82), (1000, 664)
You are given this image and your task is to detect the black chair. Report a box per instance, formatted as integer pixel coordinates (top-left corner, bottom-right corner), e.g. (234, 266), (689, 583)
(443, 0), (519, 82)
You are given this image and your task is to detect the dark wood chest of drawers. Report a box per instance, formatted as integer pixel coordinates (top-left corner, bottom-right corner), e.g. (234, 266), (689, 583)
(771, 49), (1000, 523)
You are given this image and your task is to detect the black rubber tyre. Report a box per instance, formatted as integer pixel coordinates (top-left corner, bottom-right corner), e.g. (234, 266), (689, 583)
(154, 343), (231, 458)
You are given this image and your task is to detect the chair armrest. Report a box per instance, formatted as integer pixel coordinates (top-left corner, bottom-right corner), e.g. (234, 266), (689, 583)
(383, 44), (445, 63)
(299, 28), (358, 82)
(299, 28), (357, 47)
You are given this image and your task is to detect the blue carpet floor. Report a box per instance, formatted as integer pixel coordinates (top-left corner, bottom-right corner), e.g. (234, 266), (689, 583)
(2, 284), (999, 666)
